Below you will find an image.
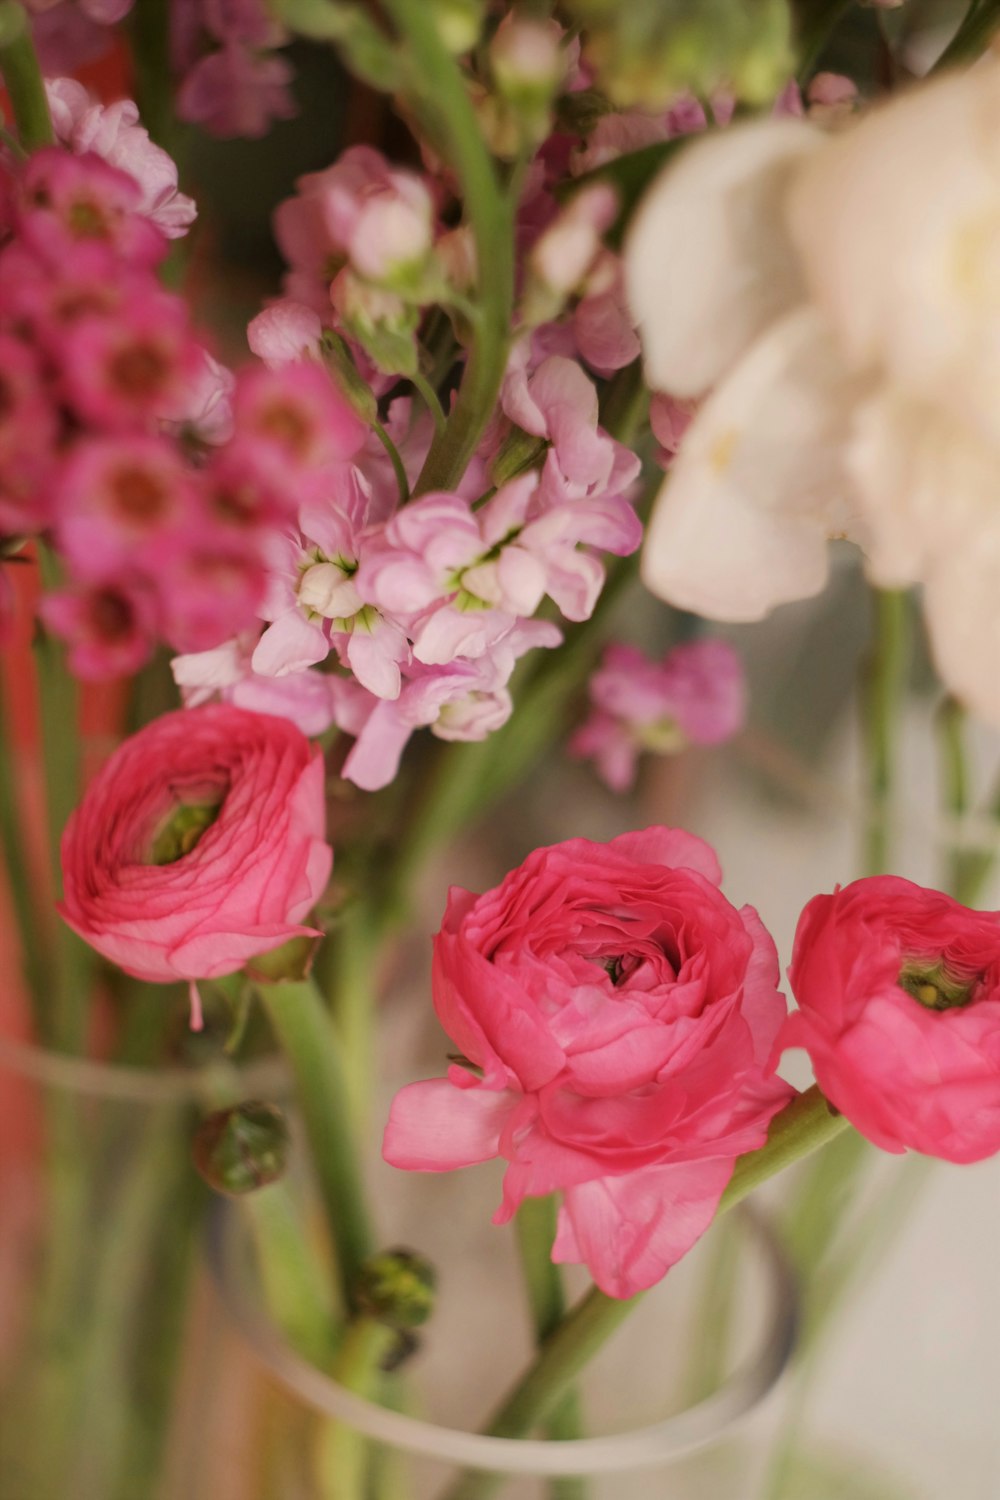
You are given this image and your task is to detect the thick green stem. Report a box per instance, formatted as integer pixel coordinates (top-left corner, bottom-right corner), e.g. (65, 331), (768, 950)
(256, 977), (374, 1312)
(0, 3), (53, 150)
(861, 588), (909, 878)
(515, 1198), (586, 1500)
(315, 1316), (398, 1500)
(382, 0), (514, 494)
(934, 0), (1000, 70)
(438, 1089), (848, 1500)
(329, 908), (380, 1136)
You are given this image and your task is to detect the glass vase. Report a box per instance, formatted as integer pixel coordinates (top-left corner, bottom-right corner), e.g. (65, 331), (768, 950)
(0, 1022), (286, 1500)
(207, 1166), (798, 1500)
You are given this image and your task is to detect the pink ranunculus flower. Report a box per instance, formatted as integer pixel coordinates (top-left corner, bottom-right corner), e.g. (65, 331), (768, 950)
(59, 705), (332, 984)
(778, 877), (1000, 1164)
(384, 827), (794, 1298)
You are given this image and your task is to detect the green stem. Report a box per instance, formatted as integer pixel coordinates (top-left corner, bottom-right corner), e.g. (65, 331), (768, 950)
(372, 418), (411, 505)
(934, 695), (979, 903)
(411, 368), (448, 439)
(515, 1198), (586, 1500)
(0, 3), (53, 150)
(861, 588), (909, 878)
(315, 1317), (398, 1500)
(438, 1088), (848, 1500)
(792, 0), (852, 82)
(329, 907), (380, 1137)
(127, 0), (177, 152)
(934, 0), (1000, 69)
(256, 977), (374, 1311)
(382, 0), (515, 494)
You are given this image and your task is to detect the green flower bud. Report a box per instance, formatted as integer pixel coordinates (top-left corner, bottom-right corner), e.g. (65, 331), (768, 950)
(192, 1101), (290, 1196)
(355, 1248), (437, 1330)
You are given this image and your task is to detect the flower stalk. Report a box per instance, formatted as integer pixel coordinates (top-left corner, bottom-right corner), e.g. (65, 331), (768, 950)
(438, 1087), (848, 1500)
(0, 2), (53, 151)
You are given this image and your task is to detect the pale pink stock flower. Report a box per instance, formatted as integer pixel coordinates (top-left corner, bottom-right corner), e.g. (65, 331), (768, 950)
(247, 302), (324, 368)
(333, 621), (561, 791)
(172, 636), (340, 737)
(44, 79), (197, 238)
(528, 183), (619, 297)
(383, 827), (794, 1298)
(570, 639), (746, 792)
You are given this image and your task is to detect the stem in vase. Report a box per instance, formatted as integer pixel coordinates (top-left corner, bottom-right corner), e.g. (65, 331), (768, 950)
(437, 1088), (848, 1500)
(256, 977), (375, 1313)
(515, 1197), (587, 1500)
(934, 0), (1000, 69)
(861, 587), (909, 877)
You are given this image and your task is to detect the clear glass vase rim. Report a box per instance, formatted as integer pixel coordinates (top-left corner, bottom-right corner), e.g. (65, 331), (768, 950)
(0, 1030), (288, 1105)
(208, 1200), (799, 1477)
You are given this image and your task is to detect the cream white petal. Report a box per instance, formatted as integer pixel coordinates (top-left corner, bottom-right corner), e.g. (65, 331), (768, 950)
(787, 58), (1000, 441)
(923, 533), (1000, 728)
(624, 118), (821, 399)
(640, 307), (864, 621)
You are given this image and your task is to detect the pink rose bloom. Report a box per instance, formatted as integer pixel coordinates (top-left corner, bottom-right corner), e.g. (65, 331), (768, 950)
(778, 877), (1000, 1164)
(59, 705), (332, 983)
(384, 827), (794, 1298)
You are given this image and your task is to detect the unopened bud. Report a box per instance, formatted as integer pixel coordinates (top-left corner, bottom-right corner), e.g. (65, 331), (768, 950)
(490, 15), (566, 100)
(356, 1248), (437, 1330)
(431, 0), (484, 53)
(193, 1101), (290, 1195)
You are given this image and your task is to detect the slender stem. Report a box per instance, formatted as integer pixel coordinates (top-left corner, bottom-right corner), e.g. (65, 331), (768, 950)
(328, 906), (380, 1136)
(372, 418), (411, 505)
(256, 977), (374, 1312)
(934, 0), (1000, 69)
(792, 0), (852, 82)
(382, 0), (515, 494)
(515, 1198), (586, 1499)
(0, 3), (53, 151)
(934, 695), (980, 903)
(411, 368), (448, 439)
(438, 1088), (848, 1500)
(315, 1317), (398, 1500)
(861, 588), (909, 877)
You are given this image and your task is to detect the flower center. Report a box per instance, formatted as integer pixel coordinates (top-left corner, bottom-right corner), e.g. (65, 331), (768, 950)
(898, 959), (975, 1012)
(149, 796), (224, 866)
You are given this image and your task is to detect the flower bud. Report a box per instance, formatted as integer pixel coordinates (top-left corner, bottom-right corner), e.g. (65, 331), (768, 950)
(430, 0), (484, 53)
(331, 270), (419, 377)
(192, 1101), (290, 1195)
(490, 15), (566, 101)
(355, 1247), (437, 1329)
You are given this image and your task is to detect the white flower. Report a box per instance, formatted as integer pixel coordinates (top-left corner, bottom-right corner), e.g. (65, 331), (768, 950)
(625, 58), (1000, 724)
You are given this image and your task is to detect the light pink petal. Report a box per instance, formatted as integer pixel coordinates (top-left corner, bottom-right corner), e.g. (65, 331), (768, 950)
(382, 1080), (516, 1170)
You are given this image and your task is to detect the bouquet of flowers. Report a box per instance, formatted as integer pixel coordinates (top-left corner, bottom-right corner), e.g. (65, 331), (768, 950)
(2, 0), (1000, 1495)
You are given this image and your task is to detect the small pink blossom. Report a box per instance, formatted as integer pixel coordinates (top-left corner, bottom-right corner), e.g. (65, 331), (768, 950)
(16, 148), (166, 271)
(570, 640), (746, 792)
(528, 183), (619, 297)
(45, 79), (197, 238)
(230, 362), (367, 482)
(247, 301), (324, 368)
(176, 44), (297, 140)
(172, 635), (340, 737)
(59, 290), (204, 430)
(40, 580), (159, 680)
(649, 391), (697, 465)
(334, 621), (561, 791)
(573, 252), (640, 375)
(54, 434), (196, 579)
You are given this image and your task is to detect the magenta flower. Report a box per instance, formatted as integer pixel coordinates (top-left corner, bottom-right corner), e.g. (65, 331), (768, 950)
(40, 581), (159, 681)
(779, 877), (1000, 1163)
(384, 827), (794, 1298)
(570, 639), (746, 792)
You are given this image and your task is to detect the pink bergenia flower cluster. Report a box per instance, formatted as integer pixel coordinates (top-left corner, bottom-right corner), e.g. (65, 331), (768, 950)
(571, 638), (745, 791)
(0, 90), (363, 679)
